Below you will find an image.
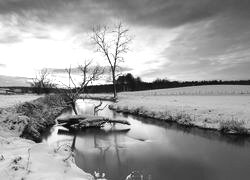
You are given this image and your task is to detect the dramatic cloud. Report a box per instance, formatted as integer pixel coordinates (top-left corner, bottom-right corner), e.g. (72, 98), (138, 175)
(0, 34), (21, 44)
(92, 0), (250, 27)
(0, 75), (30, 87)
(0, 0), (250, 82)
(48, 65), (133, 75)
(0, 0), (112, 33)
(141, 14), (250, 80)
(1, 0), (249, 28)
(48, 67), (80, 75)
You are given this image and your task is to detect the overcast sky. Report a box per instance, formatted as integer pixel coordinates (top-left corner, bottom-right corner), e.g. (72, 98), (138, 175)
(0, 0), (250, 86)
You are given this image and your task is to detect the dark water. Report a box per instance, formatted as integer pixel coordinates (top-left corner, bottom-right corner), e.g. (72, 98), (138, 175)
(42, 99), (250, 180)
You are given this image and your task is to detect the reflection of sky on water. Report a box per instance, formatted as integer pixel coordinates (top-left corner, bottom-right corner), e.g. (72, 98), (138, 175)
(42, 126), (73, 145)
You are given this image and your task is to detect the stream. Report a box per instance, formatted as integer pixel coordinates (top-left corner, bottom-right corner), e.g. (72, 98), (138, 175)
(42, 99), (250, 180)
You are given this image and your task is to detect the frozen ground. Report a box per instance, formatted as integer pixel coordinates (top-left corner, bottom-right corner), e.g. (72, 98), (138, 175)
(0, 94), (93, 180)
(0, 94), (42, 108)
(120, 85), (250, 96)
(0, 137), (93, 180)
(110, 85), (250, 133)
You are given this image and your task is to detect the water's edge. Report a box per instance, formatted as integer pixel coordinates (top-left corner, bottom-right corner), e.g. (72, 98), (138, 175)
(42, 99), (250, 180)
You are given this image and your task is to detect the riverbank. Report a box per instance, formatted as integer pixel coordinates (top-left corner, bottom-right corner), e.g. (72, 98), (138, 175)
(109, 85), (250, 135)
(0, 94), (68, 142)
(0, 94), (92, 180)
(81, 93), (116, 101)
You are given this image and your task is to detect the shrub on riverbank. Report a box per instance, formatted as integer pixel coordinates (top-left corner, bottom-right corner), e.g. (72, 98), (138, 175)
(109, 104), (250, 135)
(109, 104), (191, 124)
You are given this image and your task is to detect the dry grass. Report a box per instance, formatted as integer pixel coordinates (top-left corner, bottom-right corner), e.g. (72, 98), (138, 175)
(220, 120), (248, 134)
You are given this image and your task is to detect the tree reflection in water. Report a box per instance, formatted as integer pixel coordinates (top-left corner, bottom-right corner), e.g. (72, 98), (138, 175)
(58, 127), (132, 179)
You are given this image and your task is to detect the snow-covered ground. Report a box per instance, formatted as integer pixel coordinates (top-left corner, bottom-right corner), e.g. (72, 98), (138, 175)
(120, 85), (250, 96)
(1, 85), (249, 179)
(0, 94), (42, 108)
(0, 95), (93, 180)
(0, 137), (93, 180)
(111, 85), (250, 133)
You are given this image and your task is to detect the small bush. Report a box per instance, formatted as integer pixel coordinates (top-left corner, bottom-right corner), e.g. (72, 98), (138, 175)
(16, 102), (42, 117)
(133, 107), (144, 115)
(177, 114), (192, 125)
(122, 106), (129, 113)
(220, 120), (248, 134)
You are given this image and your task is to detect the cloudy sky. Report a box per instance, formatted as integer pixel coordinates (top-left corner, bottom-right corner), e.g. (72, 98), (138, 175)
(0, 0), (250, 86)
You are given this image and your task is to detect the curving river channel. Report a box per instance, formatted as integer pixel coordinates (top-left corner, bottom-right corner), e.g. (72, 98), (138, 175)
(42, 99), (250, 180)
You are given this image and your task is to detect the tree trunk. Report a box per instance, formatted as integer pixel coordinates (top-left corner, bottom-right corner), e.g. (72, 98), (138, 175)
(71, 135), (76, 150)
(71, 102), (78, 115)
(112, 73), (117, 100)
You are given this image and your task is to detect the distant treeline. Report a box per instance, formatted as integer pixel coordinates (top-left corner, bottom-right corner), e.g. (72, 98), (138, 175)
(1, 73), (250, 94)
(85, 73), (250, 93)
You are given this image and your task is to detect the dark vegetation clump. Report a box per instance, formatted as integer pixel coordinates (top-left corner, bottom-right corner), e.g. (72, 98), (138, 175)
(176, 113), (193, 125)
(16, 94), (68, 142)
(220, 120), (248, 135)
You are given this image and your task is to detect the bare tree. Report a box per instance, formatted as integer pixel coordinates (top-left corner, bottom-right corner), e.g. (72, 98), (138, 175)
(60, 61), (104, 115)
(31, 68), (56, 94)
(93, 100), (108, 116)
(91, 22), (131, 100)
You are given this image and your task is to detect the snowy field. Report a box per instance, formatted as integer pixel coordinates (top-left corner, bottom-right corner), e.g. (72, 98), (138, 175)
(120, 85), (250, 96)
(112, 85), (250, 133)
(0, 94), (42, 108)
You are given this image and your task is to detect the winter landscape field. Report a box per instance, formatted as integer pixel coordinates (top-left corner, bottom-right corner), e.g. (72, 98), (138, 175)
(120, 85), (250, 96)
(1, 0), (250, 179)
(0, 94), (42, 108)
(110, 85), (250, 133)
(1, 85), (250, 180)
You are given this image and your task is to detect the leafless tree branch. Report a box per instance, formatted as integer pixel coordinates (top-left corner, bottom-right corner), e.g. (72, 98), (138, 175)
(31, 68), (56, 94)
(59, 61), (104, 115)
(91, 22), (132, 100)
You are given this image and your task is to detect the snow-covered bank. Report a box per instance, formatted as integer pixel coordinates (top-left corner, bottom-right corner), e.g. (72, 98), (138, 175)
(110, 85), (250, 134)
(0, 137), (93, 180)
(0, 94), (93, 180)
(0, 94), (69, 142)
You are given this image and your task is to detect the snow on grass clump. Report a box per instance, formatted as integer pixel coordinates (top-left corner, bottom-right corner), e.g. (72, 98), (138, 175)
(109, 104), (194, 126)
(220, 120), (248, 134)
